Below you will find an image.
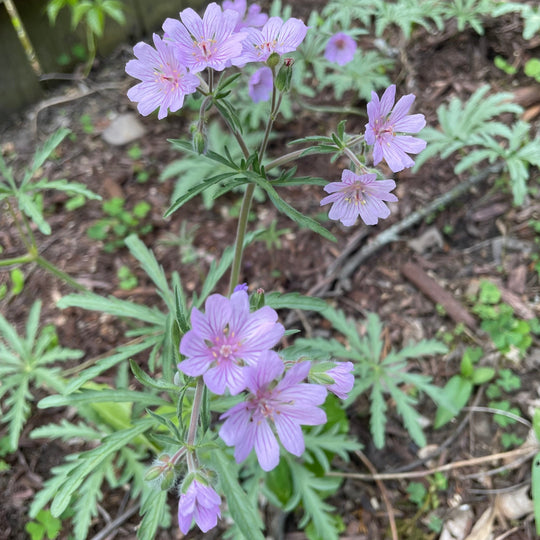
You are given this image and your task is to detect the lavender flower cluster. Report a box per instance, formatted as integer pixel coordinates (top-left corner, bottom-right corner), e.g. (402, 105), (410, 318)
(177, 288), (353, 533)
(125, 1), (426, 229)
(124, 0), (428, 534)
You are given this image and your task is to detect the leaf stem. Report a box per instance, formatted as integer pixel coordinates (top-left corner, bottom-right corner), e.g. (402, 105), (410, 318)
(35, 255), (88, 292)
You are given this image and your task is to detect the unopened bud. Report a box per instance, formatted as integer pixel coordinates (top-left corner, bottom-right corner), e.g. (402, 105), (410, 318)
(192, 128), (206, 155)
(144, 465), (163, 482)
(275, 58), (294, 93)
(266, 52), (280, 68)
(250, 287), (265, 310)
(160, 466), (176, 491)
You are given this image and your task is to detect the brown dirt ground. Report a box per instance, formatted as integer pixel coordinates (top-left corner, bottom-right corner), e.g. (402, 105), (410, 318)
(1, 3), (540, 539)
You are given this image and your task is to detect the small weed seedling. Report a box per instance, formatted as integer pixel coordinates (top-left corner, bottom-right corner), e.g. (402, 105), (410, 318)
(117, 265), (138, 290)
(485, 368), (525, 449)
(472, 280), (539, 359)
(25, 509), (62, 540)
(434, 346), (495, 428)
(404, 473), (447, 534)
(87, 198), (152, 252)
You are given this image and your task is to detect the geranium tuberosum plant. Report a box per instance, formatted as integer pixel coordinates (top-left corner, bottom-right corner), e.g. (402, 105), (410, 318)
(27, 2), (450, 539)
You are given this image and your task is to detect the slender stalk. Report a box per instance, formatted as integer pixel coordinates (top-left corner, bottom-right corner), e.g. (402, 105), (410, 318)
(0, 254), (34, 267)
(343, 146), (369, 173)
(227, 78), (285, 295)
(264, 134), (366, 172)
(186, 378), (205, 448)
(258, 82), (281, 158)
(35, 255), (88, 292)
(228, 183), (255, 295)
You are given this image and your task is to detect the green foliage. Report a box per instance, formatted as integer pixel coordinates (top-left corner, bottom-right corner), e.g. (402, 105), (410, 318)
(164, 137), (336, 242)
(441, 0), (497, 35)
(46, 0), (125, 36)
(87, 198), (152, 252)
(493, 2), (540, 40)
(10, 267), (25, 295)
(415, 86), (539, 205)
(286, 307), (451, 448)
(79, 113), (94, 134)
(454, 120), (540, 205)
(0, 301), (83, 451)
(472, 281), (538, 358)
(494, 55), (517, 75)
(117, 265), (138, 290)
(25, 509), (62, 540)
(525, 58), (540, 83)
(161, 122), (264, 210)
(414, 85), (521, 168)
(532, 451), (540, 536)
(407, 481), (427, 507)
(158, 222), (200, 265)
(434, 346), (494, 428)
(255, 219), (291, 250)
(322, 0), (518, 41)
(322, 49), (393, 101)
(0, 128), (100, 236)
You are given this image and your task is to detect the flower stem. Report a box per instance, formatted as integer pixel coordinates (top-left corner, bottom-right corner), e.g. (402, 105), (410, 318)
(343, 146), (369, 173)
(186, 377), (205, 448)
(228, 183), (255, 295)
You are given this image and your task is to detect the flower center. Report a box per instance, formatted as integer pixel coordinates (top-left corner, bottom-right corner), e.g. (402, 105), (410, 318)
(193, 38), (217, 60)
(344, 182), (367, 206)
(257, 40), (277, 54)
(220, 344), (233, 357)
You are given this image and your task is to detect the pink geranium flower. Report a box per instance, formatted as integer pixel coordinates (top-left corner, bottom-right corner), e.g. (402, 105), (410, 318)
(248, 66), (273, 102)
(234, 16), (307, 65)
(325, 361), (354, 399)
(219, 352), (327, 471)
(125, 34), (200, 119)
(178, 480), (221, 534)
(163, 2), (247, 73)
(223, 0), (268, 30)
(365, 84), (426, 172)
(320, 169), (397, 226)
(324, 32), (356, 66)
(179, 290), (284, 395)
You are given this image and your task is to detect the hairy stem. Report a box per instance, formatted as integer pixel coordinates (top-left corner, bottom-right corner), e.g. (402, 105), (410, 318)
(185, 377), (206, 471)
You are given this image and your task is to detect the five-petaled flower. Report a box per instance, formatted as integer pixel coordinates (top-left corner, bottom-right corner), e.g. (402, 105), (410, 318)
(223, 0), (268, 30)
(219, 351), (327, 471)
(178, 480), (221, 534)
(125, 34), (200, 119)
(163, 2), (247, 73)
(324, 32), (356, 66)
(234, 16), (307, 65)
(248, 66), (273, 102)
(325, 361), (354, 400)
(365, 84), (426, 172)
(179, 290), (284, 395)
(320, 169), (397, 226)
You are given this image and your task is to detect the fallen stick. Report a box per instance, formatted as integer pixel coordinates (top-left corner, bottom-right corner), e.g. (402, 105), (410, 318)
(401, 260), (478, 330)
